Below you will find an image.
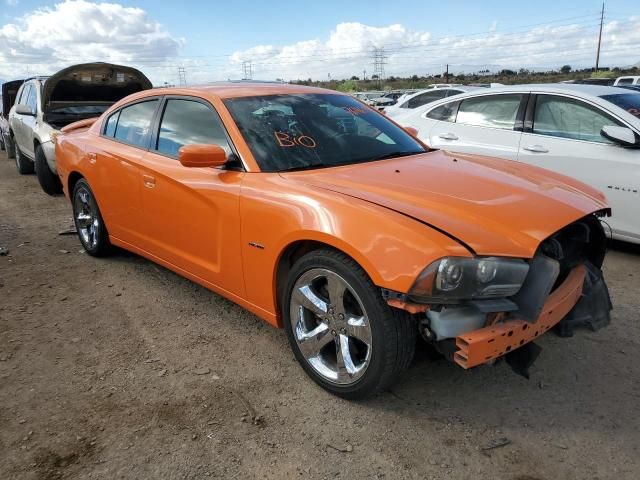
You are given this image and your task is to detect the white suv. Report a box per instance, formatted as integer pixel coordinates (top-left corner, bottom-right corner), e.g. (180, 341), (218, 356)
(9, 63), (151, 195)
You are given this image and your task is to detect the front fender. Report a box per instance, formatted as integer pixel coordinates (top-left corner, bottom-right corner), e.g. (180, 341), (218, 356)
(239, 173), (470, 324)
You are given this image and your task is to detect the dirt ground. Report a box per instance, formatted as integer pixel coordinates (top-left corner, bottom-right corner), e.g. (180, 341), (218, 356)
(0, 150), (639, 480)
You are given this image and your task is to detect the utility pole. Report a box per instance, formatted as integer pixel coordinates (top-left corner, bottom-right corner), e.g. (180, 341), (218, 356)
(363, 69), (366, 80)
(371, 47), (387, 84)
(177, 66), (187, 86)
(445, 64), (449, 84)
(595, 2), (604, 71)
(242, 60), (253, 80)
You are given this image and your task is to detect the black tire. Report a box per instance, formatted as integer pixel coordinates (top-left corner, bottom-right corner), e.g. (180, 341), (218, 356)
(5, 134), (15, 159)
(35, 144), (63, 195)
(72, 179), (112, 257)
(0, 135), (5, 151)
(283, 249), (416, 400)
(15, 146), (34, 174)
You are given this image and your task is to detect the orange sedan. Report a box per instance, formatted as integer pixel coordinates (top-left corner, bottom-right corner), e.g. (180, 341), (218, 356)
(55, 83), (612, 399)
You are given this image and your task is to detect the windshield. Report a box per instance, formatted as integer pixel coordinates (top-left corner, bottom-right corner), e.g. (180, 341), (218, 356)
(600, 93), (640, 119)
(223, 94), (425, 172)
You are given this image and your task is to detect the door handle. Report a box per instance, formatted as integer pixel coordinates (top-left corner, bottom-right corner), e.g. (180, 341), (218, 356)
(142, 174), (156, 189)
(438, 132), (459, 140)
(523, 144), (549, 153)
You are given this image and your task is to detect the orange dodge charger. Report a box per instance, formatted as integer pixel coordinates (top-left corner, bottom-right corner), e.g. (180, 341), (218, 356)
(55, 83), (612, 399)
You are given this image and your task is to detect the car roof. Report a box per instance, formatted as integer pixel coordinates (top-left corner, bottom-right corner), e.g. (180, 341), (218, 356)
(134, 82), (341, 100)
(465, 83), (635, 97)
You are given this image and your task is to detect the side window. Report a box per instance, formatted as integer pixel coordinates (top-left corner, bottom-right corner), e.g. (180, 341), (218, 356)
(426, 101), (459, 123)
(616, 78), (633, 85)
(533, 95), (622, 143)
(17, 84), (31, 105)
(26, 86), (38, 112)
(156, 99), (231, 157)
(445, 89), (464, 97)
(113, 100), (159, 148)
(457, 94), (524, 130)
(406, 90), (447, 109)
(103, 111), (120, 137)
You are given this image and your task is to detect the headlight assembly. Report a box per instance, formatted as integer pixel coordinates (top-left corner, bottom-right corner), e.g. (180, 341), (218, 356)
(409, 257), (529, 303)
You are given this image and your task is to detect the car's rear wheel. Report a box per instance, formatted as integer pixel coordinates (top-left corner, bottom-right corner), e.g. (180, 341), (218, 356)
(35, 144), (63, 195)
(15, 146), (34, 174)
(72, 179), (112, 257)
(283, 249), (416, 400)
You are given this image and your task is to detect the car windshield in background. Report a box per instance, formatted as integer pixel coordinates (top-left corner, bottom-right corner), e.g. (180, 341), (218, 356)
(223, 94), (425, 172)
(600, 93), (640, 119)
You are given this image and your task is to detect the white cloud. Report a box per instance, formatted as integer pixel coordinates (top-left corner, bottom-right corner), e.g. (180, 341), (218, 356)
(0, 0), (182, 82)
(224, 17), (640, 81)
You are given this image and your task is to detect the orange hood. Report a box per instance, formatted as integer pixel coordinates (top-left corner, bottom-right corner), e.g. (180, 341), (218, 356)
(281, 150), (609, 258)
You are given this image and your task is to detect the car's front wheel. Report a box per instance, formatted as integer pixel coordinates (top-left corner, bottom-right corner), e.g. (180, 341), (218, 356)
(72, 179), (112, 257)
(15, 147), (34, 174)
(283, 249), (416, 400)
(35, 145), (63, 195)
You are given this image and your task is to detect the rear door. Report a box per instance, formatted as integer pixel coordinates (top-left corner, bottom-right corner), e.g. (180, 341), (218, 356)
(21, 83), (39, 158)
(11, 83), (31, 151)
(428, 93), (527, 160)
(137, 96), (245, 296)
(517, 93), (640, 241)
(89, 98), (160, 245)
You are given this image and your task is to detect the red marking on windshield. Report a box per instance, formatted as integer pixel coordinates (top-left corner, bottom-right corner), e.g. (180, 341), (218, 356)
(628, 108), (640, 118)
(342, 106), (369, 116)
(275, 131), (317, 148)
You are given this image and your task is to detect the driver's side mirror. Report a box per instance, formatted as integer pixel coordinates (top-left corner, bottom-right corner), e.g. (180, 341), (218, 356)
(15, 104), (35, 116)
(601, 125), (639, 148)
(179, 144), (227, 168)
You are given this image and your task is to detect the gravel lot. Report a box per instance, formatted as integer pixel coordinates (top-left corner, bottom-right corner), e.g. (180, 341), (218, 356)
(1, 149), (639, 480)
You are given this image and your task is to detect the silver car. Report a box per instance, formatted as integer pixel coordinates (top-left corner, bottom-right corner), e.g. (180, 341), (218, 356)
(8, 63), (151, 195)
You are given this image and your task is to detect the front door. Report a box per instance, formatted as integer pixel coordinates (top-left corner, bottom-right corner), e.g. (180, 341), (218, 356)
(518, 94), (640, 241)
(137, 97), (245, 296)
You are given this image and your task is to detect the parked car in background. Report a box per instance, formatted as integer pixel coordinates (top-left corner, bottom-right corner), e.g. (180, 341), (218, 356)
(614, 76), (640, 86)
(1, 80), (23, 155)
(8, 63), (151, 195)
(55, 82), (611, 399)
(383, 86), (477, 118)
(397, 84), (640, 243)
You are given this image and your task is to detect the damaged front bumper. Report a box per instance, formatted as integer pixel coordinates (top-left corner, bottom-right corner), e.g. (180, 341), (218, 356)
(454, 264), (586, 369)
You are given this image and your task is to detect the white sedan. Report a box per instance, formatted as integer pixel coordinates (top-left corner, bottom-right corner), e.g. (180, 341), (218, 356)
(383, 86), (475, 118)
(397, 84), (640, 243)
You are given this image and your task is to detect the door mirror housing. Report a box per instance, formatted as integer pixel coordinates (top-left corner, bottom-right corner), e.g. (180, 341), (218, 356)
(601, 125), (639, 148)
(178, 144), (227, 168)
(404, 126), (419, 138)
(15, 104), (35, 116)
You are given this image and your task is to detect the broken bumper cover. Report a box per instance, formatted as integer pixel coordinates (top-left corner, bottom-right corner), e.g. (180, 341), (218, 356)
(454, 265), (587, 369)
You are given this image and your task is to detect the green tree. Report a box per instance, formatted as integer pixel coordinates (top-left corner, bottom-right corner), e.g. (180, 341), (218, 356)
(560, 65), (572, 74)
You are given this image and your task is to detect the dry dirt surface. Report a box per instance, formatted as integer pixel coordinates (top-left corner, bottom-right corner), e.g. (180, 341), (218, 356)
(1, 150), (639, 480)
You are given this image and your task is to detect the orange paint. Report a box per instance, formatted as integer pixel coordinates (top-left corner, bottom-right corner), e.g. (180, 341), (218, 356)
(54, 83), (609, 332)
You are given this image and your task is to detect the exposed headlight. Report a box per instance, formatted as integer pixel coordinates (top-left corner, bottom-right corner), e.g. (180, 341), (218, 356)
(409, 257), (529, 303)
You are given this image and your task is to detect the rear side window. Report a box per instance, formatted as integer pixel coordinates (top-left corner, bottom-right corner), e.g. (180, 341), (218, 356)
(104, 111), (120, 137)
(457, 94), (524, 130)
(445, 89), (464, 97)
(156, 99), (231, 157)
(616, 78), (634, 85)
(426, 101), (459, 122)
(533, 95), (622, 143)
(405, 90), (448, 109)
(112, 100), (159, 148)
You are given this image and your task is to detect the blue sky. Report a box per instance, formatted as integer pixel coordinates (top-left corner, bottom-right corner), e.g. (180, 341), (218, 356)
(1, 0), (639, 83)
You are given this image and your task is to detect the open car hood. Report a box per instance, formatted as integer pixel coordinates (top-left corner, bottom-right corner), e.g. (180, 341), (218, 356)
(42, 62), (152, 111)
(281, 150), (609, 258)
(2, 79), (24, 117)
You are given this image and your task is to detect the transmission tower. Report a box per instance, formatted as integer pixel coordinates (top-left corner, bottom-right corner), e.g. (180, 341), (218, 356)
(371, 47), (387, 80)
(242, 61), (253, 80)
(177, 66), (187, 86)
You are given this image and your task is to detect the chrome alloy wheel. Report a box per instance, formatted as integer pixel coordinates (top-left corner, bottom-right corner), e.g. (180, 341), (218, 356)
(74, 186), (100, 250)
(289, 268), (373, 385)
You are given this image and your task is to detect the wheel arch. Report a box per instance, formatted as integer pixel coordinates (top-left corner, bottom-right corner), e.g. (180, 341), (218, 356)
(273, 238), (382, 327)
(67, 171), (85, 198)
